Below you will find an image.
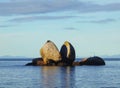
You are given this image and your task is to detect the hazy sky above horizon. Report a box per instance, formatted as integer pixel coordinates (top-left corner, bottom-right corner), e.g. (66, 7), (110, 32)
(0, 0), (120, 58)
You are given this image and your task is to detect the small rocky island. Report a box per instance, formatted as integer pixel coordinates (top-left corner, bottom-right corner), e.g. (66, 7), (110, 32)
(26, 40), (105, 66)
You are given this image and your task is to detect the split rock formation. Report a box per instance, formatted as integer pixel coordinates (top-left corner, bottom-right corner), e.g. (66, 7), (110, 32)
(26, 40), (105, 66)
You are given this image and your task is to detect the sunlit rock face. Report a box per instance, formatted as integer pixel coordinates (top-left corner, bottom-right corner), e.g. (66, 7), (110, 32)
(60, 41), (76, 65)
(79, 56), (105, 66)
(40, 40), (61, 64)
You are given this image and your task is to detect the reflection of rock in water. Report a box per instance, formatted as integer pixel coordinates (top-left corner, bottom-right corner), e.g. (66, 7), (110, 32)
(41, 66), (61, 88)
(60, 67), (75, 88)
(41, 66), (75, 88)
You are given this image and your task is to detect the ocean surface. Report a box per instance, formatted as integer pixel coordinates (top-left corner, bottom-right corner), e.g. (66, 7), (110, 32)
(0, 58), (120, 88)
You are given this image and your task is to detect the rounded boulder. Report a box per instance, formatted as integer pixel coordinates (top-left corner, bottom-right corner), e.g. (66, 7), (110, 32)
(40, 40), (61, 64)
(79, 56), (105, 66)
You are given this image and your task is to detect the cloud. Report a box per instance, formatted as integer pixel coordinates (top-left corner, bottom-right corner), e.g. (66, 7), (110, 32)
(0, 0), (78, 15)
(0, 0), (120, 16)
(90, 19), (116, 23)
(64, 27), (77, 30)
(0, 25), (11, 28)
(78, 18), (116, 24)
(9, 16), (77, 22)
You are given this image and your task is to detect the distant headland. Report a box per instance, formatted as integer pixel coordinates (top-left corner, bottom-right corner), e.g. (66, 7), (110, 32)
(0, 55), (27, 59)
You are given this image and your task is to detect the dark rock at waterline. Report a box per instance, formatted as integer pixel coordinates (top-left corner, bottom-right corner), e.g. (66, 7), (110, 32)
(32, 57), (44, 66)
(25, 57), (44, 66)
(72, 61), (80, 66)
(25, 56), (105, 66)
(79, 56), (105, 66)
(25, 57), (61, 66)
(25, 62), (33, 66)
(25, 57), (80, 66)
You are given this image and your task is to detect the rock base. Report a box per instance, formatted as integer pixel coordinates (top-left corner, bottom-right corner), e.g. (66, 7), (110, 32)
(25, 57), (80, 66)
(25, 56), (105, 66)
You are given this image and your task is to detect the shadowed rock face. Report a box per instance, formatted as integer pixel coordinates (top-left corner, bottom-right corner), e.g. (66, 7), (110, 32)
(40, 40), (61, 65)
(79, 56), (105, 66)
(60, 41), (76, 65)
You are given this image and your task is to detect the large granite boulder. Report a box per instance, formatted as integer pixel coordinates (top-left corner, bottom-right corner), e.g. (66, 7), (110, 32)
(60, 41), (76, 65)
(79, 56), (105, 66)
(40, 40), (61, 65)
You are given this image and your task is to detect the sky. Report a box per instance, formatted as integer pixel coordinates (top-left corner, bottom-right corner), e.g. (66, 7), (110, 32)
(0, 0), (120, 58)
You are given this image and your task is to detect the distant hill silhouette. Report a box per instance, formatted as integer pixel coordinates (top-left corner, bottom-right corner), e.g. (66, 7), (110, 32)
(0, 55), (27, 59)
(102, 54), (120, 58)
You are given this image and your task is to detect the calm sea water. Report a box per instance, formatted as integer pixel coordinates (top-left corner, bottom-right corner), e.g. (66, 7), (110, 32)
(0, 58), (120, 88)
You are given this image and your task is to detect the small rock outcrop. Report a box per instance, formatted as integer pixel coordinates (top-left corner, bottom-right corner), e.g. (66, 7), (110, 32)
(79, 56), (105, 66)
(40, 40), (61, 65)
(25, 58), (44, 66)
(60, 41), (76, 65)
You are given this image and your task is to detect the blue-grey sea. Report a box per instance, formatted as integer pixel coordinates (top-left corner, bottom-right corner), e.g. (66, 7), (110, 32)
(0, 58), (120, 88)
